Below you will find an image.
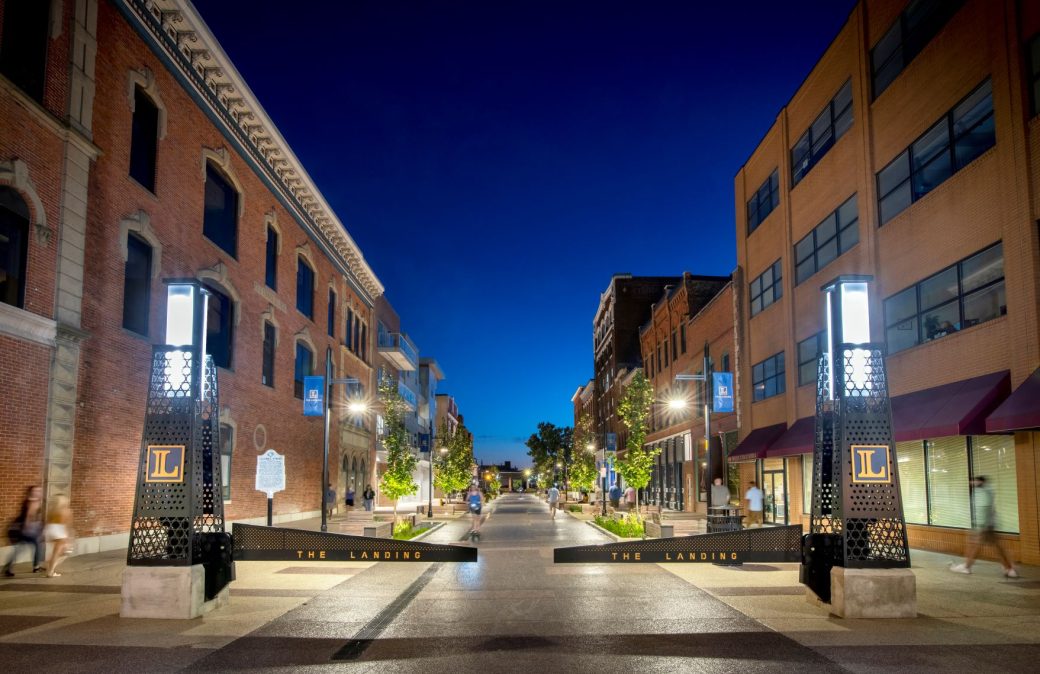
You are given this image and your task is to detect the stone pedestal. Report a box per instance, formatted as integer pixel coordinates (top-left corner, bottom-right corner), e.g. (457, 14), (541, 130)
(120, 564), (229, 619)
(829, 566), (916, 618)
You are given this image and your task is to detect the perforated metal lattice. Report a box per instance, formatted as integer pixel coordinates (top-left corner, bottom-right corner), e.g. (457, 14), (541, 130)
(127, 348), (225, 565)
(232, 524), (478, 562)
(807, 346), (909, 568)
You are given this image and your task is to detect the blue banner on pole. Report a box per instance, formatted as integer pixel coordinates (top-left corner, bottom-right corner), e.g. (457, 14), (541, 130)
(419, 433), (431, 453)
(606, 432), (617, 453)
(303, 376), (324, 416)
(713, 372), (734, 413)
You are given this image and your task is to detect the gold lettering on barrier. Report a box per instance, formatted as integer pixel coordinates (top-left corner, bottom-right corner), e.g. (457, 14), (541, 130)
(415, 552), (421, 560)
(307, 551), (315, 559)
(634, 553), (641, 561)
(319, 551), (326, 559)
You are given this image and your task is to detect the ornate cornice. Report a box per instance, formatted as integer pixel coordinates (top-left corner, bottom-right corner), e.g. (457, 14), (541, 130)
(119, 0), (384, 302)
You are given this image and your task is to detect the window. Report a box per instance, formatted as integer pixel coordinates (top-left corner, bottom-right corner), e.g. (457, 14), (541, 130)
(671, 330), (678, 361)
(877, 79), (995, 226)
(294, 342), (314, 399)
(663, 339), (669, 368)
(797, 332), (825, 387)
(656, 345), (662, 373)
(884, 242), (1005, 354)
(0, 187), (31, 309)
(871, 0), (965, 99)
(345, 309), (354, 350)
(752, 351), (785, 402)
(897, 441), (929, 524)
(680, 324), (687, 354)
(204, 285), (234, 369)
(296, 256), (315, 318)
(354, 316), (361, 355)
(261, 321), (275, 387)
(791, 80), (853, 187)
(202, 163), (238, 257)
(122, 233), (152, 335)
(926, 436), (971, 528)
(360, 323), (367, 362)
(749, 260), (783, 317)
(794, 195), (859, 284)
(721, 353), (730, 373)
(265, 226), (278, 290)
(0, 0), (49, 101)
(1031, 35), (1040, 117)
(971, 435), (1018, 533)
(746, 170), (779, 234)
(219, 423), (233, 501)
(129, 87), (159, 191)
(327, 289), (336, 337)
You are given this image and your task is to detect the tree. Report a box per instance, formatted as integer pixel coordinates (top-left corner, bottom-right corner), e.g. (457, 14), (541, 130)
(434, 419), (474, 502)
(486, 474), (501, 498)
(525, 422), (570, 484)
(615, 370), (659, 515)
(377, 371), (417, 523)
(569, 411), (598, 497)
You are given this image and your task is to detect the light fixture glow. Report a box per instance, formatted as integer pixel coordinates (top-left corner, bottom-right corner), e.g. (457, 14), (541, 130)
(668, 398), (687, 410)
(348, 401), (368, 415)
(840, 282), (871, 345)
(165, 284), (195, 347)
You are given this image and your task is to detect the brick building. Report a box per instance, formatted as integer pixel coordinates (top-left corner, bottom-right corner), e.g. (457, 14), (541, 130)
(639, 274), (734, 512)
(592, 274), (680, 456)
(0, 0), (386, 554)
(732, 0), (1040, 562)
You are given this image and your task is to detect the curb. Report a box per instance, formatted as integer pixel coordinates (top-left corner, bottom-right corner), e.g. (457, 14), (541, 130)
(410, 521), (445, 542)
(585, 519), (646, 543)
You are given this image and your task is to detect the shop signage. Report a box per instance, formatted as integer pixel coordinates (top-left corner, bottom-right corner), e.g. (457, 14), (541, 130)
(231, 523), (478, 563)
(303, 376), (324, 416)
(850, 444), (891, 483)
(145, 444), (185, 483)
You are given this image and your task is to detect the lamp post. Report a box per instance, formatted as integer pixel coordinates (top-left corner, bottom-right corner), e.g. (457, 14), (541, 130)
(319, 347), (363, 533)
(674, 342), (713, 509)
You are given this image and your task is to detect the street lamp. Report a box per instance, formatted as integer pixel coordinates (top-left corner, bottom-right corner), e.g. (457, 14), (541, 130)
(675, 342), (715, 508)
(319, 347), (363, 533)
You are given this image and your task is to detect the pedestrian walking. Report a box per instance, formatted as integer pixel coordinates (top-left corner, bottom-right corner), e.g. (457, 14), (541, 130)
(3, 485), (45, 577)
(467, 485), (484, 539)
(950, 475), (1018, 577)
(326, 483), (337, 519)
(362, 485), (375, 512)
(711, 477), (731, 508)
(45, 495), (73, 577)
(608, 482), (622, 509)
(624, 484), (636, 512)
(346, 487), (355, 509)
(744, 481), (764, 528)
(547, 484), (561, 519)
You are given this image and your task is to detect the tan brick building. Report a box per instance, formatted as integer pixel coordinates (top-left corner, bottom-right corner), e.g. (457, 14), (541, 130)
(732, 0), (1040, 562)
(639, 274), (734, 513)
(0, 0), (385, 555)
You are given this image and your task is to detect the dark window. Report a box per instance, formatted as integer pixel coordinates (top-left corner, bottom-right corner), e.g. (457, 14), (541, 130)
(871, 0), (965, 99)
(294, 342), (313, 399)
(0, 0), (49, 101)
(354, 316), (361, 354)
(345, 308), (354, 350)
(129, 87), (159, 191)
(360, 323), (367, 361)
(791, 80), (853, 187)
(663, 339), (669, 367)
(219, 423), (233, 501)
(262, 321), (275, 387)
(122, 233), (152, 335)
(204, 285), (234, 369)
(795, 194), (859, 285)
(327, 289), (336, 337)
(752, 352), (786, 402)
(746, 169), (780, 235)
(296, 256), (314, 318)
(264, 226), (278, 290)
(1031, 35), (1040, 117)
(202, 163), (238, 257)
(884, 242), (1005, 354)
(680, 323), (687, 354)
(656, 344), (662, 372)
(797, 332), (825, 387)
(721, 353), (730, 374)
(0, 187), (31, 309)
(877, 79), (995, 226)
(749, 259), (783, 317)
(671, 330), (678, 361)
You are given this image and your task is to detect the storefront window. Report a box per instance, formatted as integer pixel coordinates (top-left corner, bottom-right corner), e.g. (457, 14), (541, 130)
(971, 435), (1018, 533)
(926, 437), (971, 528)
(802, 454), (812, 514)
(896, 441), (928, 524)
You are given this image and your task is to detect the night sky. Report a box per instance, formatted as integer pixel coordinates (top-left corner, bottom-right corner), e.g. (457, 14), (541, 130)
(193, 1), (856, 465)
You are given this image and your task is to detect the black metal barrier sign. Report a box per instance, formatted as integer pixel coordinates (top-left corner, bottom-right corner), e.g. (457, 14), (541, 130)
(232, 523), (477, 563)
(554, 525), (803, 564)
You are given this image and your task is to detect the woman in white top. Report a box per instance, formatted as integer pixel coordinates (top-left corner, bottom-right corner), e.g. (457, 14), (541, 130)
(45, 495), (72, 578)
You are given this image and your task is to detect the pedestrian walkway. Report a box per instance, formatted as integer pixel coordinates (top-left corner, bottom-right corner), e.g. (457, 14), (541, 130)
(1, 494), (1038, 672)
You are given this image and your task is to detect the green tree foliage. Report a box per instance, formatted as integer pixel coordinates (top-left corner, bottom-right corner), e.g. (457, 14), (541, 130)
(434, 419), (474, 501)
(525, 422), (572, 483)
(377, 371), (417, 522)
(616, 370), (659, 515)
(569, 411), (597, 495)
(486, 474), (501, 498)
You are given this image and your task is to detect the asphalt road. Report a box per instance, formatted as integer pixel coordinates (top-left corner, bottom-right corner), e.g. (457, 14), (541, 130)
(188, 493), (842, 673)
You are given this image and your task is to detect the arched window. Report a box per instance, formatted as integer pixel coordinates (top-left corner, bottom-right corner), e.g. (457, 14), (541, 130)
(0, 0), (50, 102)
(0, 187), (31, 309)
(203, 283), (234, 369)
(203, 163), (238, 257)
(296, 255), (315, 319)
(130, 86), (160, 191)
(122, 232), (152, 335)
(294, 340), (314, 399)
(262, 320), (276, 387)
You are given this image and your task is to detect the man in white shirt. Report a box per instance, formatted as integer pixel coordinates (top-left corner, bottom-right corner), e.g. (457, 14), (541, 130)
(547, 484), (561, 519)
(745, 481), (764, 528)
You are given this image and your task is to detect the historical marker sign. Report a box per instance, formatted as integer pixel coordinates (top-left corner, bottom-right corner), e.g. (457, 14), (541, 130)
(256, 449), (286, 497)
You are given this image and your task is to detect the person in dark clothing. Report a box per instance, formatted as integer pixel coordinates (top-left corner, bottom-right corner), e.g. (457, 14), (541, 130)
(4, 485), (45, 577)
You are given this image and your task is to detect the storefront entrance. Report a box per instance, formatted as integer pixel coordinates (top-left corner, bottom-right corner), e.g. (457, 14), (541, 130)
(761, 458), (787, 525)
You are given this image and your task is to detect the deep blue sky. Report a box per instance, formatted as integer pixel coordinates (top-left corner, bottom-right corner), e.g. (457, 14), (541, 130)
(194, 1), (855, 466)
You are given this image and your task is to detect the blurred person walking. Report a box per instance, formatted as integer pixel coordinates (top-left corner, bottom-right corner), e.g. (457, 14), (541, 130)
(950, 475), (1018, 578)
(3, 485), (45, 577)
(45, 495), (73, 577)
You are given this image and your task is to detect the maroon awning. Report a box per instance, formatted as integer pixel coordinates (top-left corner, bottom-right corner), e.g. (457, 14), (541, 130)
(766, 417), (815, 458)
(891, 370), (1010, 442)
(729, 423), (786, 463)
(986, 368), (1040, 433)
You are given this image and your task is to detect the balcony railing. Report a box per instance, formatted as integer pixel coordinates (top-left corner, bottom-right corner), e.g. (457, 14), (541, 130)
(377, 332), (418, 371)
(398, 378), (418, 410)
